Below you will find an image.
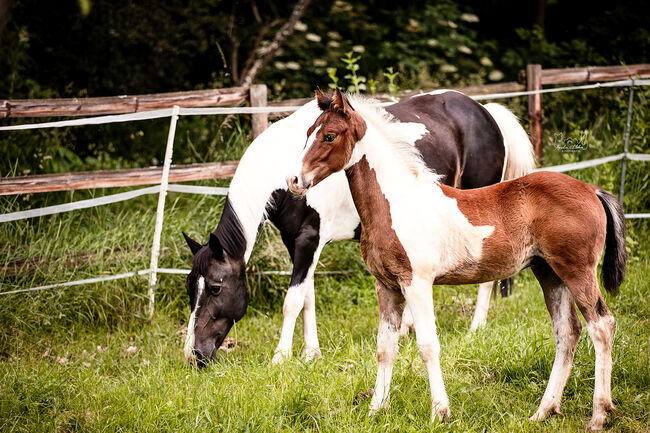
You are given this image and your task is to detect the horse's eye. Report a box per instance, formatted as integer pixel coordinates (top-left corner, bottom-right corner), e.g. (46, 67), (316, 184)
(323, 133), (336, 143)
(208, 284), (222, 296)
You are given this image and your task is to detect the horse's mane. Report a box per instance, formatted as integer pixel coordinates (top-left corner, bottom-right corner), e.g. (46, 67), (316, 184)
(345, 93), (442, 185)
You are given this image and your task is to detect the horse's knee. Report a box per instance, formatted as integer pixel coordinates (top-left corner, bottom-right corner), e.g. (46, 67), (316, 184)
(283, 286), (305, 318)
(417, 340), (440, 364)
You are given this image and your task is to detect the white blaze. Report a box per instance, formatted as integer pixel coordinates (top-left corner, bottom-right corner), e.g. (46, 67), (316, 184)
(184, 276), (205, 361)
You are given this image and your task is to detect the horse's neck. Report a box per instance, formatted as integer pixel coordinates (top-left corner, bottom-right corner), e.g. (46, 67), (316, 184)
(226, 103), (321, 261)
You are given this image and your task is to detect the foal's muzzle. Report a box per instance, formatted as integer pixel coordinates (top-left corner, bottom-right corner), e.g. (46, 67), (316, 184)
(286, 175), (311, 196)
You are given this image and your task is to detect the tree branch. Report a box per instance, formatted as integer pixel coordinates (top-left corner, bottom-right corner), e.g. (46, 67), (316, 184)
(237, 0), (311, 87)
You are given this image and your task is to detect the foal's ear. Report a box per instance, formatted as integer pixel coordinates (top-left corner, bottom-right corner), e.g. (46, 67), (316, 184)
(183, 232), (203, 255)
(315, 88), (333, 112)
(209, 233), (224, 261)
(332, 88), (354, 114)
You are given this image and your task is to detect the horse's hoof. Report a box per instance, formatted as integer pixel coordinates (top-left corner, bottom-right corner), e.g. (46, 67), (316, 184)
(587, 414), (606, 431)
(271, 350), (290, 365)
(433, 403), (451, 422)
(529, 410), (547, 422)
(302, 347), (322, 362)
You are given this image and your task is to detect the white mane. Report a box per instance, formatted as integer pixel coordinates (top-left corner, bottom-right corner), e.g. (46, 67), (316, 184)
(345, 93), (442, 185)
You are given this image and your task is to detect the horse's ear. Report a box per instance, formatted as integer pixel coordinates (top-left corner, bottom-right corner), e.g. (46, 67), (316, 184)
(183, 232), (203, 255)
(209, 233), (224, 260)
(332, 88), (354, 114)
(315, 88), (331, 111)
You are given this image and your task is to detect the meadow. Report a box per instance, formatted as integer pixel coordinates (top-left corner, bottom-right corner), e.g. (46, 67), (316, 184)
(1, 89), (649, 432)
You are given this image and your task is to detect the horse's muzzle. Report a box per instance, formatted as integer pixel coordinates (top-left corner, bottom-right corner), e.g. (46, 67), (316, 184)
(286, 175), (310, 196)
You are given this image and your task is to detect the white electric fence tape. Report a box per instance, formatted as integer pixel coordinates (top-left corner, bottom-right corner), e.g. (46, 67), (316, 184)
(0, 184), (228, 223)
(0, 268), (354, 295)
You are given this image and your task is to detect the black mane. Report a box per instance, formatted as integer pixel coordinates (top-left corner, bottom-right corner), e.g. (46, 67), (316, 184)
(214, 197), (247, 260)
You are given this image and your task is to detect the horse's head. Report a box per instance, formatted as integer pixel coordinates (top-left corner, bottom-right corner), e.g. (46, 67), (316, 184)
(287, 88), (367, 195)
(182, 232), (247, 367)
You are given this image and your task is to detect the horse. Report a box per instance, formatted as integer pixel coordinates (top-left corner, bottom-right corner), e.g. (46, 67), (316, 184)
(286, 89), (626, 431)
(182, 91), (536, 365)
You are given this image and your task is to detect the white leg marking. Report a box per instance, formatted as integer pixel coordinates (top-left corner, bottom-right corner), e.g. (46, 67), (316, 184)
(586, 314), (616, 431)
(301, 278), (322, 361)
(184, 276), (204, 362)
(470, 281), (494, 332)
(272, 280), (308, 364)
(531, 287), (580, 421)
(272, 243), (325, 365)
(369, 317), (401, 414)
(369, 283), (403, 415)
(402, 276), (450, 422)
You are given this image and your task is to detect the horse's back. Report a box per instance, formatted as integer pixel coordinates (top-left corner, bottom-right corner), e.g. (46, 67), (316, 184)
(386, 91), (504, 188)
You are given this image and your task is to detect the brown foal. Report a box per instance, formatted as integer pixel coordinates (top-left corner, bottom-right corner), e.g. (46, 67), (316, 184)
(287, 89), (626, 431)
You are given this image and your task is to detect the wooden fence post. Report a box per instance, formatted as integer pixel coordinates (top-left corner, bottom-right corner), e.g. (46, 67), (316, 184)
(527, 64), (544, 163)
(250, 84), (268, 139)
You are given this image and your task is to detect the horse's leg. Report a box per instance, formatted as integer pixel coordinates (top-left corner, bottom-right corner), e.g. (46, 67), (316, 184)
(469, 281), (495, 332)
(369, 281), (404, 414)
(529, 261), (582, 421)
(399, 304), (414, 337)
(301, 271), (322, 361)
(403, 275), (451, 422)
(546, 260), (616, 431)
(573, 277), (616, 431)
(272, 237), (324, 365)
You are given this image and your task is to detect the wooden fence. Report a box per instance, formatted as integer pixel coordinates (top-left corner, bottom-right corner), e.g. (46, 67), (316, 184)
(1, 63), (649, 196)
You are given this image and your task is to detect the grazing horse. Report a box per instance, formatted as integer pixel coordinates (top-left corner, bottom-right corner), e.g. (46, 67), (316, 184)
(183, 92), (535, 365)
(287, 89), (626, 431)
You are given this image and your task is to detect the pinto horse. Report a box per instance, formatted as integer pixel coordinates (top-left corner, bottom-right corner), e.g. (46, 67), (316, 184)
(287, 89), (626, 431)
(183, 92), (535, 365)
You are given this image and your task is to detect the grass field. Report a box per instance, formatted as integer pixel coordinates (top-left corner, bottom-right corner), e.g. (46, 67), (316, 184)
(1, 91), (649, 432)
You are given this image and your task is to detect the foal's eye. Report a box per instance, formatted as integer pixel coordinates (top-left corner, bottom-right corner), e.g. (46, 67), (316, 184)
(208, 284), (222, 296)
(323, 133), (336, 143)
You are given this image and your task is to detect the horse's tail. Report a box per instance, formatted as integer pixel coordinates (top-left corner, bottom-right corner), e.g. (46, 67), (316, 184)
(483, 103), (536, 181)
(596, 189), (627, 295)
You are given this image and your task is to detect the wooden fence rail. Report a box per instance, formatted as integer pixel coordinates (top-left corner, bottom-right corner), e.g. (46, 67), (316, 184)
(0, 162), (238, 196)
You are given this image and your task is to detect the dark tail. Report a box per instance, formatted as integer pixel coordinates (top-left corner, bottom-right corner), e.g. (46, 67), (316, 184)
(596, 189), (627, 294)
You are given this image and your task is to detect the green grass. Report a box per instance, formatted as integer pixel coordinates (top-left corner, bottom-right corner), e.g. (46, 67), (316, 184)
(0, 261), (648, 432)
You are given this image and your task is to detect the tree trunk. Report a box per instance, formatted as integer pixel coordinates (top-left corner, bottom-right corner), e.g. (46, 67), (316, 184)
(237, 0), (311, 87)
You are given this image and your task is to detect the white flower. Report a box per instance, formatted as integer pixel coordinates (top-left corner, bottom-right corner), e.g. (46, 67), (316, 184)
(427, 38), (439, 47)
(489, 70), (505, 81)
(294, 21), (307, 31)
(274, 61), (287, 70)
(285, 61), (301, 70)
(313, 59), (328, 67)
(352, 45), (365, 53)
(460, 13), (479, 23)
(480, 56), (493, 67)
(305, 33), (322, 43)
(458, 45), (472, 54)
(440, 64), (458, 73)
(448, 21), (458, 29)
(328, 40), (341, 48)
(327, 31), (342, 40)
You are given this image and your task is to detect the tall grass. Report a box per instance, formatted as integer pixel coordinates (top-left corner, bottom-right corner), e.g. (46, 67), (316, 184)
(1, 91), (649, 431)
